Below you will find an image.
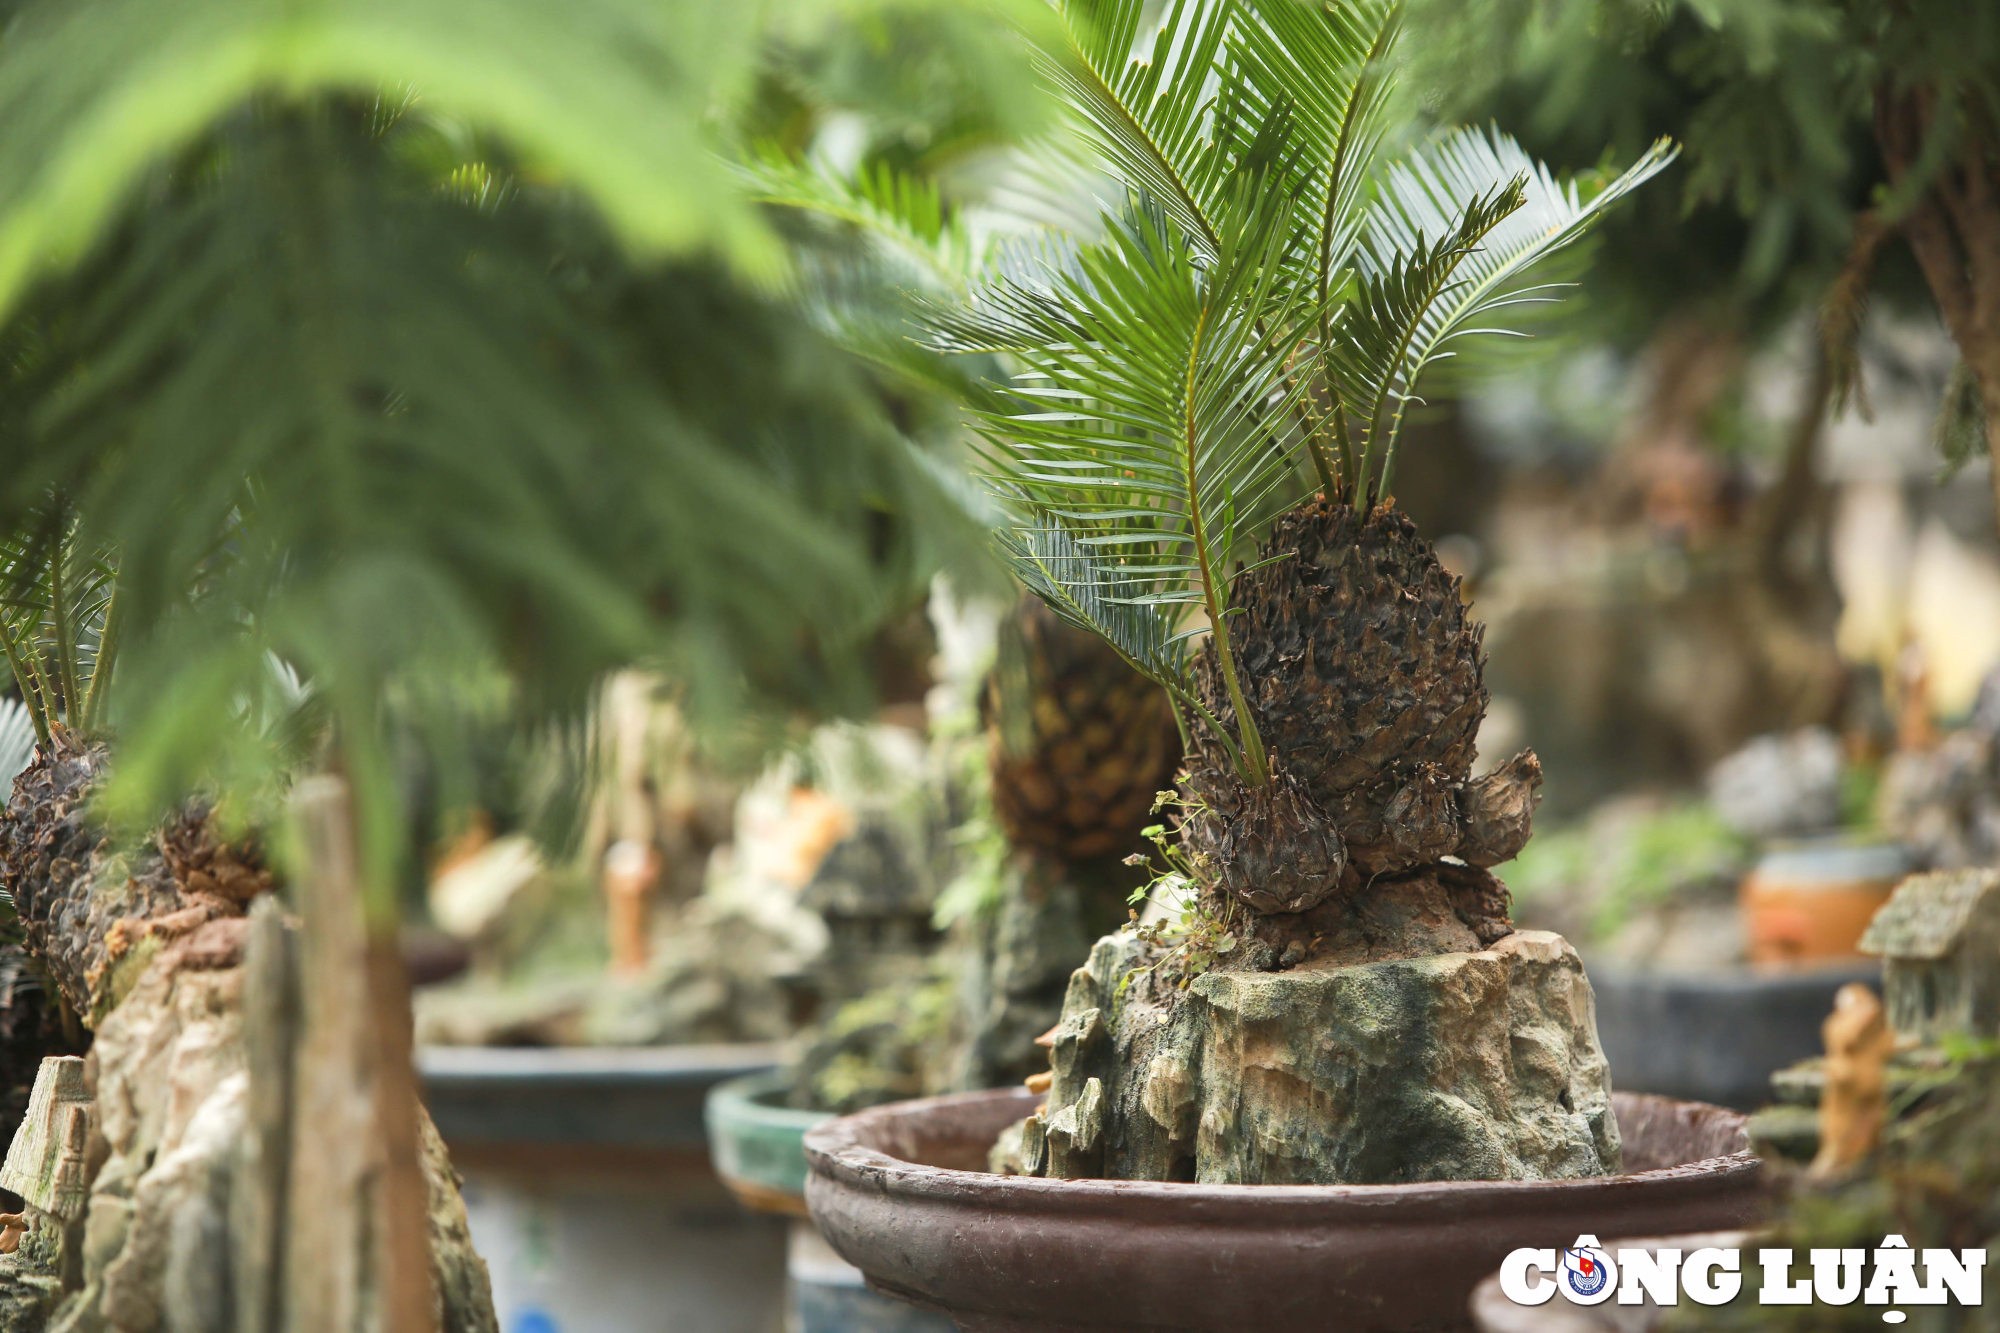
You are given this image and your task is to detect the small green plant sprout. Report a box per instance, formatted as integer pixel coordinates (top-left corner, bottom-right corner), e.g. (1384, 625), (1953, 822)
(1118, 789), (1240, 994)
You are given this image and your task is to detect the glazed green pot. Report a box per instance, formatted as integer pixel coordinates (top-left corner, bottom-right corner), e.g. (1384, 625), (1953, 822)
(704, 1071), (831, 1213)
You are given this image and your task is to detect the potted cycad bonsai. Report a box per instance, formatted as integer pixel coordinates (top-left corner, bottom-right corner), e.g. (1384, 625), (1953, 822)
(800, 0), (1771, 1327)
(921, 0), (1674, 1188)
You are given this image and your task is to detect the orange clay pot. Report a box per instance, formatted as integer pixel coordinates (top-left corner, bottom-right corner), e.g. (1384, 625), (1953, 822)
(1740, 842), (1907, 966)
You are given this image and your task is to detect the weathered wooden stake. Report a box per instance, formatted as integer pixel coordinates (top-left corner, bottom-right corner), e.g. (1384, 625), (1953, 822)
(236, 895), (297, 1333)
(285, 776), (438, 1333)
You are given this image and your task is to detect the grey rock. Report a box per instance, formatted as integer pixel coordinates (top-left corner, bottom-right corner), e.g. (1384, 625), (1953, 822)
(1032, 929), (1620, 1185)
(1706, 728), (1843, 838)
(41, 936), (497, 1333)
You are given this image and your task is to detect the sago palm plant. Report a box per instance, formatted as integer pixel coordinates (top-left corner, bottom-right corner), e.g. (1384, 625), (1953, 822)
(881, 0), (1683, 1188)
(931, 0), (1670, 960)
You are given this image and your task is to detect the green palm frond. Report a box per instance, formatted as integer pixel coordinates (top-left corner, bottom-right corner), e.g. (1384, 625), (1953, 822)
(0, 0), (1022, 907)
(1221, 0), (1399, 277)
(1329, 177), (1525, 504)
(1045, 0), (1244, 257)
(744, 151), (984, 292)
(999, 519), (1199, 707)
(921, 0), (1670, 793)
(1347, 127), (1676, 500)
(946, 175), (1318, 780)
(0, 500), (121, 744)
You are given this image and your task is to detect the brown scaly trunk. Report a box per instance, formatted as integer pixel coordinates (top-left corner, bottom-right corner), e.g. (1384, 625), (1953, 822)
(368, 936), (438, 1333)
(1181, 499), (1537, 964)
(289, 776), (443, 1333)
(961, 595), (1182, 1090)
(0, 734), (233, 1025)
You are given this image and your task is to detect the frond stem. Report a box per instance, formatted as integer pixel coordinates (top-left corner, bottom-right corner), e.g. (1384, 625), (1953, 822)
(50, 534), (79, 725)
(1182, 307), (1268, 786)
(1311, 9), (1395, 508)
(0, 625), (50, 750)
(82, 573), (121, 733)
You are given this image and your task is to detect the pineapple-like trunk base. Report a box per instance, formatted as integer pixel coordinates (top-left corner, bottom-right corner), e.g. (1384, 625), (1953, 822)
(1004, 928), (1621, 1185)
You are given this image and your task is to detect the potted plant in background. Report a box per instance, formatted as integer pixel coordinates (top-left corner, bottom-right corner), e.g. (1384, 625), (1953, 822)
(706, 586), (1181, 1333)
(0, 0), (1039, 1324)
(800, 0), (1772, 1325)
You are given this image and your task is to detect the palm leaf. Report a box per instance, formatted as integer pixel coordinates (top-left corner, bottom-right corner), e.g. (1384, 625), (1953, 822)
(954, 173), (1317, 778)
(1220, 0), (1399, 284)
(1044, 0), (1242, 258)
(1353, 127), (1677, 493)
(742, 151), (983, 293)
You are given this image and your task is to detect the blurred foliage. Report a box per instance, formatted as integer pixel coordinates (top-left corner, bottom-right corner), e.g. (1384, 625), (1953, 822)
(1403, 0), (1991, 348)
(1672, 1049), (2000, 1330)
(0, 0), (1045, 918)
(1504, 797), (1753, 940)
(1838, 759), (1882, 832)
(791, 968), (960, 1113)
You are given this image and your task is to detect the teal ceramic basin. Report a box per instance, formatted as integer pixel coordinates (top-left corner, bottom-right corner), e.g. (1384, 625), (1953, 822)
(705, 1071), (830, 1209)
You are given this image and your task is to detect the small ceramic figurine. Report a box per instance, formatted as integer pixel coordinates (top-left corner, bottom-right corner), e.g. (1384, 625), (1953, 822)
(1811, 983), (1895, 1176)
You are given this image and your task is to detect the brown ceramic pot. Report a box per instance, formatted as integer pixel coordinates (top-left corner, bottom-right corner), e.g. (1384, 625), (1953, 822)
(804, 1088), (1765, 1333)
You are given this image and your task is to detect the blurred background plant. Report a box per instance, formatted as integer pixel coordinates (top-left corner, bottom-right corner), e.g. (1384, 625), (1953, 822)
(0, 0), (1050, 1324)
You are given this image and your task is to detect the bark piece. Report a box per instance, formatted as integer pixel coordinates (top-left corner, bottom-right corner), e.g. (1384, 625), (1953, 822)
(1438, 860), (1515, 948)
(1380, 764), (1461, 868)
(1030, 929), (1619, 1185)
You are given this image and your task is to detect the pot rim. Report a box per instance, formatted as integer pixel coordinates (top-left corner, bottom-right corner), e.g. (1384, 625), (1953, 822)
(804, 1087), (1760, 1222)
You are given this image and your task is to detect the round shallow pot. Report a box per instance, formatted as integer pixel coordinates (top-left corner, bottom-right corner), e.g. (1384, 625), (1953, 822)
(706, 1070), (833, 1216)
(707, 1072), (957, 1333)
(805, 1088), (1765, 1333)
(1588, 958), (1879, 1109)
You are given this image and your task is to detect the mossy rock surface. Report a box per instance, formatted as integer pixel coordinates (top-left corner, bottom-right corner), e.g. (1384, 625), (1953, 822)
(1017, 928), (1621, 1185)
